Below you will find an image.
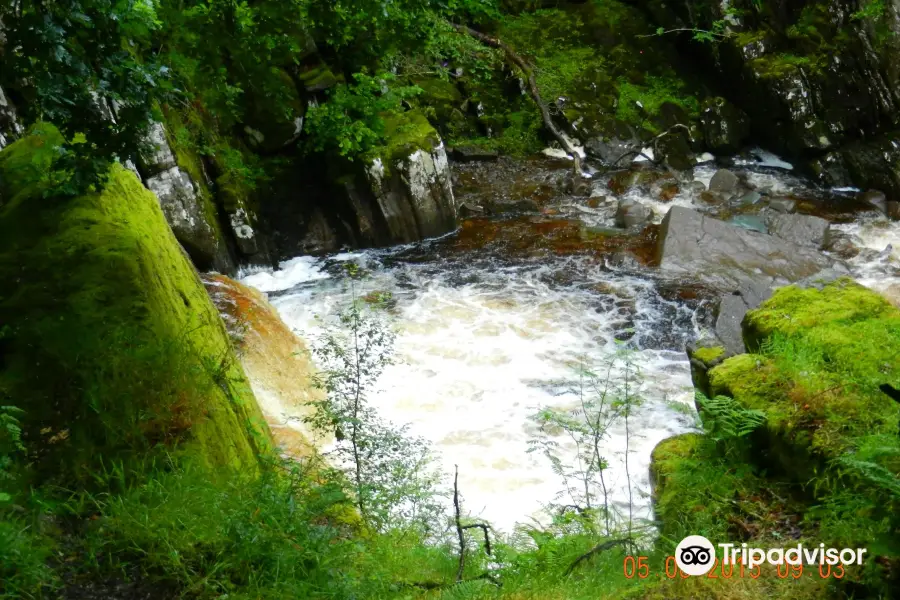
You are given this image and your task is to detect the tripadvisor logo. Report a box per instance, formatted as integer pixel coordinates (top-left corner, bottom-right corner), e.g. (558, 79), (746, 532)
(674, 535), (869, 576)
(675, 535), (716, 576)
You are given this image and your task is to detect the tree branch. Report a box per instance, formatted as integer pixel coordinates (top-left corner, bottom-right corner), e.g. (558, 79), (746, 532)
(565, 538), (632, 576)
(449, 22), (583, 175)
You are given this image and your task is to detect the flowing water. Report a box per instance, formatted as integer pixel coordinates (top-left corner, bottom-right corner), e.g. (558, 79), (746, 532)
(238, 154), (900, 534)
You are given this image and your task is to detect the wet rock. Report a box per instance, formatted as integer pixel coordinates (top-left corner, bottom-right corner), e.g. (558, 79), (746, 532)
(699, 190), (724, 204)
(688, 181), (707, 195)
(737, 191), (763, 206)
(587, 194), (608, 208)
(825, 233), (861, 259)
(656, 206), (839, 291)
(658, 181), (679, 202)
(656, 130), (695, 172)
(608, 170), (641, 195)
(582, 117), (643, 166)
(766, 213), (831, 250)
(146, 167), (234, 273)
(687, 339), (731, 401)
(699, 97), (750, 154)
(564, 173), (593, 196)
(452, 146), (499, 162)
(714, 280), (774, 356)
(768, 198), (797, 213)
(459, 202), (485, 217)
(709, 169), (739, 194)
(861, 190), (888, 214)
(615, 198), (651, 228)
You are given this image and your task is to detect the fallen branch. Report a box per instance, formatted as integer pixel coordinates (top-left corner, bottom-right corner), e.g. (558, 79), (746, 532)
(454, 466), (494, 581)
(449, 22), (583, 175)
(565, 538), (632, 576)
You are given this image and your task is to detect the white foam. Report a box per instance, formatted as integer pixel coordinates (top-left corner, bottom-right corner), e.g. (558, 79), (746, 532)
(252, 254), (700, 533)
(240, 256), (331, 292)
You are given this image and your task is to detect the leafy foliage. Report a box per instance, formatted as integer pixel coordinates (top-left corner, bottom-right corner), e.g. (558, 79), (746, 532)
(697, 393), (767, 443)
(304, 265), (444, 533)
(305, 73), (423, 159)
(0, 0), (169, 194)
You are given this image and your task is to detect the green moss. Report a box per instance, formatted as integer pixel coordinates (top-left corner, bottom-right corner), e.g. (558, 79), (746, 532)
(0, 126), (272, 489)
(692, 345), (725, 363)
(745, 277), (894, 343)
(374, 110), (440, 164)
(297, 64), (340, 91)
(651, 433), (774, 541)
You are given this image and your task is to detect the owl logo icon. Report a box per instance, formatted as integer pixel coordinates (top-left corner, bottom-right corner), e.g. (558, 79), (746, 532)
(675, 535), (716, 576)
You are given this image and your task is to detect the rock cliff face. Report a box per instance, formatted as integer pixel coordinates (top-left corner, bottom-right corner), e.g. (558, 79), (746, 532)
(635, 0), (900, 200)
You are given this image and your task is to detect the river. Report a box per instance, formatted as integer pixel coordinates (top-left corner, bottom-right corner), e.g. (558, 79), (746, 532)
(238, 152), (900, 534)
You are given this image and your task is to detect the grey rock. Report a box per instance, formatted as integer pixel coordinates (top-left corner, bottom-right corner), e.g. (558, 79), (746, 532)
(768, 198), (797, 213)
(656, 206), (838, 292)
(689, 181), (707, 195)
(861, 190), (888, 214)
(709, 169), (739, 193)
(715, 280), (774, 356)
(825, 233), (861, 259)
(615, 198), (652, 228)
(766, 212), (831, 249)
(365, 141), (457, 243)
(451, 146), (500, 162)
(146, 167), (233, 273)
(138, 122), (177, 177)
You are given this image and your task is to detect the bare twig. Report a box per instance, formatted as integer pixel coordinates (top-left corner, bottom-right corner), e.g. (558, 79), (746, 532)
(454, 465), (492, 582)
(636, 28), (729, 38)
(454, 464), (466, 582)
(566, 538), (632, 575)
(449, 22), (583, 175)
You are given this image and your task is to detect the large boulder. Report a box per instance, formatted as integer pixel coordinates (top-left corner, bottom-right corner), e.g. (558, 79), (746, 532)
(364, 112), (457, 243)
(0, 125), (272, 486)
(699, 96), (749, 154)
(656, 206), (839, 291)
(137, 121), (177, 177)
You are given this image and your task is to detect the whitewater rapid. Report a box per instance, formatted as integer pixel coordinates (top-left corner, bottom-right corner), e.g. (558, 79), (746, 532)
(239, 158), (900, 534)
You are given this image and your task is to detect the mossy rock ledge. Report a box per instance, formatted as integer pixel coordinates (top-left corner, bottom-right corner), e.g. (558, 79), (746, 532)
(652, 279), (900, 570)
(0, 124), (273, 489)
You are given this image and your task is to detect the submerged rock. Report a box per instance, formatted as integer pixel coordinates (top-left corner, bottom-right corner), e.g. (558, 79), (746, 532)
(615, 198), (651, 228)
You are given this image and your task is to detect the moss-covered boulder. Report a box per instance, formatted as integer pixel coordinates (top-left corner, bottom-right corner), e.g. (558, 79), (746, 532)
(707, 279), (900, 484)
(362, 111), (457, 243)
(0, 125), (272, 488)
